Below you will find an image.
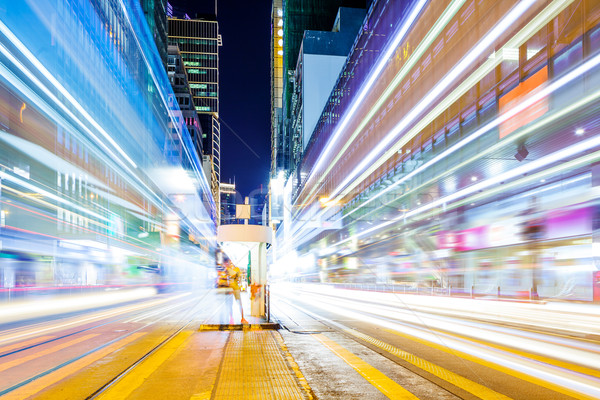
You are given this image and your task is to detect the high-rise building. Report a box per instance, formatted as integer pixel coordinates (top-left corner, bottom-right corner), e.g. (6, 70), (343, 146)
(289, 7), (365, 160)
(139, 0), (169, 67)
(271, 0), (284, 179)
(220, 182), (238, 225)
(168, 15), (222, 219)
(271, 0), (367, 178)
(167, 45), (203, 162)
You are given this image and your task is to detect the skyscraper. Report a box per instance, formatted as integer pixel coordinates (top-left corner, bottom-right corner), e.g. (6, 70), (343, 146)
(220, 182), (238, 225)
(167, 44), (203, 163)
(139, 0), (169, 67)
(271, 0), (367, 178)
(168, 15), (222, 218)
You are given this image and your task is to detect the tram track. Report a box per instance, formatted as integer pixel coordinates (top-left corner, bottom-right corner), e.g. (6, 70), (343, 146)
(0, 290), (212, 398)
(274, 297), (472, 399)
(0, 293), (195, 357)
(273, 291), (600, 400)
(84, 290), (228, 399)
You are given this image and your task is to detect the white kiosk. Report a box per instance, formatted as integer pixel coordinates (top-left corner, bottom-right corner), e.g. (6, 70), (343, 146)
(217, 223), (272, 318)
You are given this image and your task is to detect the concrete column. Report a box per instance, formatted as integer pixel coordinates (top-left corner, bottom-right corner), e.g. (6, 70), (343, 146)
(251, 242), (268, 317)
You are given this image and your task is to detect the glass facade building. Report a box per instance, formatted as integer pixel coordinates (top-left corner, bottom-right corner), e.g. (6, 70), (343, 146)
(275, 0), (600, 301)
(271, 0), (284, 177)
(219, 182), (238, 225)
(167, 44), (203, 162)
(0, 0), (215, 291)
(140, 0), (169, 68)
(271, 0), (367, 177)
(168, 16), (221, 218)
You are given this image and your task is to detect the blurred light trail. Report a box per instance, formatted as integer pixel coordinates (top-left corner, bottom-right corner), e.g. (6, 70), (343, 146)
(308, 0), (429, 180)
(0, 0), (217, 297)
(0, 35), (198, 229)
(287, 37), (600, 249)
(0, 21), (137, 169)
(0, 169), (106, 221)
(300, 0), (467, 205)
(327, 0), (539, 201)
(0, 49), (163, 210)
(344, 85), (600, 222)
(279, 286), (600, 399)
(336, 147), (599, 246)
(0, 290), (191, 342)
(286, 0), (571, 247)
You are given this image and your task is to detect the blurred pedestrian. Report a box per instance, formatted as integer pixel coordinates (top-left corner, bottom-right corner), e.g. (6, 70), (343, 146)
(225, 260), (248, 324)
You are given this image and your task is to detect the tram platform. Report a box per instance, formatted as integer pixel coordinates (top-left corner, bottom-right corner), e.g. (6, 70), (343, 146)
(188, 291), (313, 398)
(101, 328), (315, 400)
(108, 289), (314, 400)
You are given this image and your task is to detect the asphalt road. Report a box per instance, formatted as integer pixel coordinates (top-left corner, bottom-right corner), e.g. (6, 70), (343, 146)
(271, 284), (600, 400)
(1, 285), (598, 399)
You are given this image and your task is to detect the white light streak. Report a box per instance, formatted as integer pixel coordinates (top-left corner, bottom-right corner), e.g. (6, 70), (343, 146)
(310, 0), (428, 178)
(0, 21), (137, 169)
(329, 0), (537, 200)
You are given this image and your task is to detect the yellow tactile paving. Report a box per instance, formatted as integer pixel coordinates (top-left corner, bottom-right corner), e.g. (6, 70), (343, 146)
(313, 334), (420, 400)
(212, 331), (310, 400)
(346, 329), (514, 400)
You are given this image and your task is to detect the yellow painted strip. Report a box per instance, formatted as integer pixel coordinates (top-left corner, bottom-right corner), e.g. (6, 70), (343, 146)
(418, 327), (600, 379)
(0, 335), (55, 354)
(190, 391), (212, 399)
(96, 330), (194, 400)
(345, 329), (514, 400)
(3, 332), (146, 400)
(383, 328), (598, 400)
(0, 333), (99, 372)
(313, 334), (419, 400)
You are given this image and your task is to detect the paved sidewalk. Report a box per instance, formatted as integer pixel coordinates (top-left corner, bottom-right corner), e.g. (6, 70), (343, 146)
(210, 330), (313, 400)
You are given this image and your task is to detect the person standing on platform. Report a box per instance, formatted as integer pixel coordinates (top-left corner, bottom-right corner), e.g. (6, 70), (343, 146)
(225, 260), (248, 324)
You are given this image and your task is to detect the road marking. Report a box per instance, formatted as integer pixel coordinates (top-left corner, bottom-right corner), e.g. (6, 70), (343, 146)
(313, 333), (419, 400)
(384, 328), (599, 400)
(1, 332), (145, 399)
(190, 392), (211, 399)
(0, 335), (54, 355)
(407, 326), (600, 379)
(0, 334), (99, 372)
(95, 330), (193, 399)
(345, 329), (514, 400)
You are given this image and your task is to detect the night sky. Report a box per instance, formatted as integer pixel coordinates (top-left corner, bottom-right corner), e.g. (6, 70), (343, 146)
(169, 1), (272, 197)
